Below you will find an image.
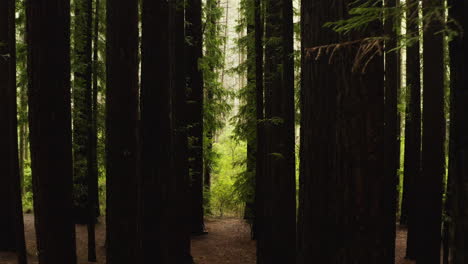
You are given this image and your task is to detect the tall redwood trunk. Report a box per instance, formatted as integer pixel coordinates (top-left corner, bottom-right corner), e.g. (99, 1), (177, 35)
(299, 1), (393, 263)
(448, 0), (468, 263)
(415, 1), (445, 263)
(140, 0), (172, 261)
(254, 0), (264, 249)
(105, 0), (139, 262)
(260, 0), (296, 262)
(186, 0), (205, 235)
(26, 0), (77, 263)
(0, 1), (27, 262)
(168, 0), (194, 262)
(401, 0), (421, 259)
(72, 0), (94, 225)
(383, 0), (399, 261)
(0, 0), (17, 252)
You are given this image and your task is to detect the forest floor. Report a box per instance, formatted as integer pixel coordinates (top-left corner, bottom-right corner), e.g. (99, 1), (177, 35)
(0, 214), (414, 264)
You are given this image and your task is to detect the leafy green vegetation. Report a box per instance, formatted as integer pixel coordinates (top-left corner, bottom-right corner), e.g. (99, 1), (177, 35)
(208, 126), (247, 217)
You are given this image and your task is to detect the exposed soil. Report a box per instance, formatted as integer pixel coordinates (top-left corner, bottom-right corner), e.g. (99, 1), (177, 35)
(192, 218), (256, 264)
(0, 214), (415, 264)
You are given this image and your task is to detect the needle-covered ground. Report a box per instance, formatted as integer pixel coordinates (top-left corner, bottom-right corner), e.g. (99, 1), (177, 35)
(0, 214), (415, 264)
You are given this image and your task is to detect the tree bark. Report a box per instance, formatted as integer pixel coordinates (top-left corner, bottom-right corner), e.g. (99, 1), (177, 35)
(299, 1), (393, 263)
(0, 1), (27, 262)
(448, 0), (468, 262)
(254, 0), (264, 251)
(401, 0), (421, 259)
(168, 0), (195, 262)
(140, 0), (173, 261)
(186, 0), (205, 235)
(0, 0), (16, 251)
(26, 0), (77, 263)
(260, 0), (296, 262)
(383, 0), (399, 261)
(415, 0), (446, 263)
(72, 0), (94, 225)
(105, 0), (139, 262)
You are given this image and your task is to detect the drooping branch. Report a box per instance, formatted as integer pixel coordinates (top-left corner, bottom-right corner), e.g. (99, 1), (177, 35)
(305, 37), (384, 73)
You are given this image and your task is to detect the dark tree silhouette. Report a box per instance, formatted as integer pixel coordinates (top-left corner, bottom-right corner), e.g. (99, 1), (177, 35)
(105, 0), (139, 262)
(140, 0), (173, 261)
(0, 0), (17, 252)
(186, 0), (206, 235)
(299, 0), (394, 263)
(401, 0), (421, 260)
(72, 0), (94, 225)
(0, 1), (27, 262)
(253, 0), (264, 244)
(414, 1), (445, 263)
(168, 0), (195, 262)
(383, 0), (399, 262)
(260, 0), (296, 262)
(448, 0), (468, 262)
(26, 0), (77, 262)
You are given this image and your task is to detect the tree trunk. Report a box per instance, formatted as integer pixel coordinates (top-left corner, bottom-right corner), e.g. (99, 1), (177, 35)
(86, 0), (101, 261)
(186, 0), (205, 235)
(168, 0), (194, 262)
(299, 1), (393, 263)
(0, 1), (27, 262)
(448, 0), (468, 262)
(260, 0), (296, 262)
(243, 0), (257, 237)
(26, 0), (77, 262)
(140, 0), (173, 261)
(72, 0), (94, 225)
(383, 0), (399, 261)
(105, 0), (139, 262)
(415, 1), (446, 263)
(0, 0), (17, 248)
(401, 0), (421, 259)
(91, 0), (100, 218)
(254, 0), (264, 251)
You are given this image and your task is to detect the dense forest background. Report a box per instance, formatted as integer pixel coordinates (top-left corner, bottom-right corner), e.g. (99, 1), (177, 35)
(0, 0), (466, 263)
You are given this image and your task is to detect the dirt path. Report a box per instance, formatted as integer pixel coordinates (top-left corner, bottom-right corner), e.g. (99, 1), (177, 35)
(0, 214), (414, 264)
(0, 214), (107, 264)
(191, 218), (256, 264)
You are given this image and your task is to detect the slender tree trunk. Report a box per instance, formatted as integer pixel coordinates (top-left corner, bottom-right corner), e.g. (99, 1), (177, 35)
(186, 0), (205, 235)
(221, 0), (229, 85)
(254, 0), (264, 252)
(73, 0), (94, 225)
(415, 1), (446, 263)
(401, 0), (421, 259)
(26, 0), (77, 262)
(243, 0), (257, 236)
(18, 119), (25, 194)
(260, 0), (296, 262)
(86, 0), (101, 261)
(0, 1), (27, 262)
(383, 0), (399, 261)
(0, 7), (16, 247)
(91, 0), (100, 217)
(448, 0), (468, 262)
(203, 136), (212, 190)
(105, 0), (139, 262)
(16, 3), (27, 197)
(169, 0), (194, 262)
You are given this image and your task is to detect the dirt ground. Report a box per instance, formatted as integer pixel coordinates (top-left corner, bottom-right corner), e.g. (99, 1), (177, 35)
(0, 213), (414, 264)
